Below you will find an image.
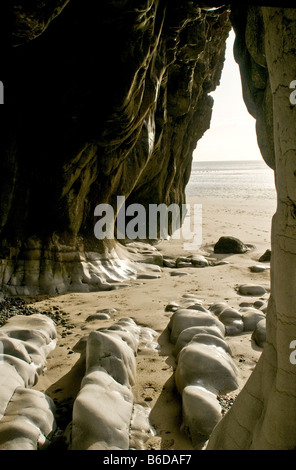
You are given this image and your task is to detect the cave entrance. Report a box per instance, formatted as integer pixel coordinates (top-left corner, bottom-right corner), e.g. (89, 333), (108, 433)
(186, 28), (276, 251)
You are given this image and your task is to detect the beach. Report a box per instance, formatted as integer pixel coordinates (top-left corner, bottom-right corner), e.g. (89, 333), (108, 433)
(25, 160), (277, 450)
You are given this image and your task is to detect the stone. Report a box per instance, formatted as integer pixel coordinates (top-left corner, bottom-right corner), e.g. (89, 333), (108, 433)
(209, 302), (229, 316)
(173, 325), (225, 358)
(250, 264), (270, 273)
(259, 303), (268, 313)
(218, 307), (242, 322)
(181, 385), (222, 448)
(190, 333), (233, 356)
(175, 342), (238, 395)
(259, 249), (271, 262)
(0, 387), (56, 450)
(0, 355), (38, 388)
(0, 312), (58, 452)
(185, 304), (210, 313)
(86, 330), (136, 387)
(86, 313), (110, 321)
(188, 255), (209, 268)
(218, 308), (244, 336)
(253, 300), (266, 309)
(96, 308), (117, 315)
(0, 313), (57, 373)
(176, 257), (192, 268)
(107, 317), (141, 352)
(129, 404), (154, 450)
(0, 362), (26, 420)
(0, 337), (33, 364)
(71, 368), (133, 450)
(182, 294), (202, 300)
(251, 318), (266, 348)
(213, 261), (229, 266)
(170, 271), (189, 277)
(71, 317), (145, 450)
(165, 301), (180, 312)
(2, 313), (57, 342)
(238, 284), (267, 296)
(168, 309), (225, 344)
(163, 259), (177, 268)
(214, 236), (249, 254)
(240, 307), (265, 332)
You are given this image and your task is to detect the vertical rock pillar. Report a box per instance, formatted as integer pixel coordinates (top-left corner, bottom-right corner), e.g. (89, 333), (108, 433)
(208, 7), (296, 450)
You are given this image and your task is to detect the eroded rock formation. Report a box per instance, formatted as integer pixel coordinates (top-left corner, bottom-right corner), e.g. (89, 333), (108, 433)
(0, 1), (230, 295)
(1, 0), (296, 452)
(207, 6), (296, 450)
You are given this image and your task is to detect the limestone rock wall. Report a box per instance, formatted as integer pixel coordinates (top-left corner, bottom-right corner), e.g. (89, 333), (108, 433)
(0, 1), (230, 295)
(207, 7), (296, 450)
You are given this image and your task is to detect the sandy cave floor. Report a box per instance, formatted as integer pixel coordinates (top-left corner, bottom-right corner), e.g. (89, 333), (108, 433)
(24, 196), (274, 450)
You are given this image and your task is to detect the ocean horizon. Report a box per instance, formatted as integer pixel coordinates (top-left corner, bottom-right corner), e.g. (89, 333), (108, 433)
(186, 159), (276, 201)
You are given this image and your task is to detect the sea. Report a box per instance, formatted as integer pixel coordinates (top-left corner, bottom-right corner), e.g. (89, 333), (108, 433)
(186, 159), (276, 201)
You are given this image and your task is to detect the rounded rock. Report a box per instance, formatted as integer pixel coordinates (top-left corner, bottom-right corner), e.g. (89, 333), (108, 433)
(181, 385), (222, 448)
(175, 342), (238, 395)
(240, 307), (265, 332)
(252, 318), (266, 347)
(238, 284), (267, 296)
(214, 236), (248, 254)
(173, 325), (225, 357)
(169, 309), (225, 344)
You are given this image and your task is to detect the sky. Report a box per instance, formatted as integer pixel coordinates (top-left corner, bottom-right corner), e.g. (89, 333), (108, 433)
(193, 29), (262, 162)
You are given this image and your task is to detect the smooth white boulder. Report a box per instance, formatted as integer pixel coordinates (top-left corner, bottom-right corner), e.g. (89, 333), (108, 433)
(173, 325), (225, 357)
(251, 318), (266, 347)
(71, 368), (133, 450)
(209, 302), (229, 316)
(86, 330), (136, 387)
(240, 307), (266, 332)
(0, 336), (32, 364)
(189, 333), (232, 356)
(250, 264), (270, 273)
(238, 284), (267, 296)
(0, 355), (37, 388)
(175, 342), (238, 395)
(188, 255), (209, 267)
(106, 317), (141, 353)
(218, 308), (244, 336)
(0, 363), (25, 420)
(185, 304), (210, 313)
(0, 336), (47, 374)
(181, 385), (222, 448)
(2, 314), (57, 341)
(0, 387), (56, 450)
(0, 326), (51, 349)
(0, 314), (57, 375)
(169, 309), (225, 344)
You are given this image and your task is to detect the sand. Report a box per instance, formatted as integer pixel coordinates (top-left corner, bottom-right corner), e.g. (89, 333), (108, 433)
(30, 195), (276, 450)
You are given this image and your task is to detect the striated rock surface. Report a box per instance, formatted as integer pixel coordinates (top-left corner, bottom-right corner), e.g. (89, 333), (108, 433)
(1, 1), (296, 452)
(0, 1), (231, 295)
(0, 314), (57, 449)
(207, 6), (296, 450)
